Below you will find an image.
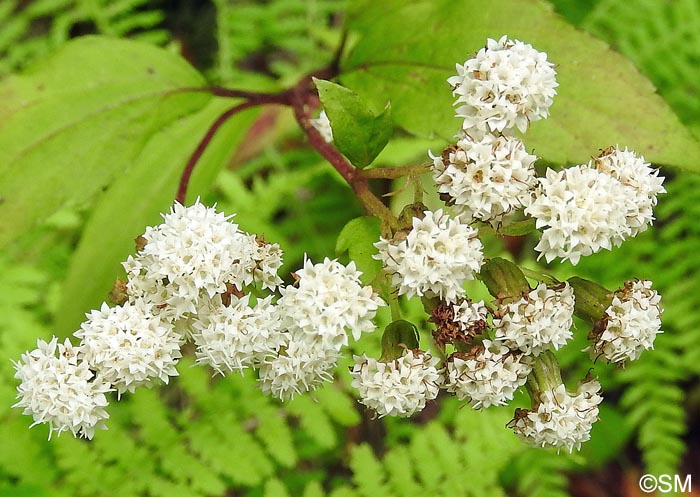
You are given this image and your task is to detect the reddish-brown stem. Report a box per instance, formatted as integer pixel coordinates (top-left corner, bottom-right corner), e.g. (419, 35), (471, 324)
(290, 90), (355, 183)
(176, 31), (399, 233)
(175, 69), (334, 205)
(176, 100), (260, 204)
(206, 87), (281, 100)
(289, 87), (399, 233)
(177, 86), (290, 104)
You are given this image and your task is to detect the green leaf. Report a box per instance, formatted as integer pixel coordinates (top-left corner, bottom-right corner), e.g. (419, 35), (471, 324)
(335, 216), (382, 284)
(56, 99), (258, 336)
(342, 0), (700, 172)
(0, 36), (210, 248)
(314, 78), (393, 168)
(380, 320), (419, 361)
(479, 257), (530, 299)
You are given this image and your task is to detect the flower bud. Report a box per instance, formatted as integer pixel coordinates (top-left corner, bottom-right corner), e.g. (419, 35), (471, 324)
(480, 257), (530, 300)
(567, 276), (612, 323)
(380, 319), (419, 361)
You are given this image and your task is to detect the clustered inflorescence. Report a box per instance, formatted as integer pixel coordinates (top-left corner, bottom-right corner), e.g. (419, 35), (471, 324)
(360, 35), (664, 452)
(14, 36), (665, 453)
(13, 202), (384, 439)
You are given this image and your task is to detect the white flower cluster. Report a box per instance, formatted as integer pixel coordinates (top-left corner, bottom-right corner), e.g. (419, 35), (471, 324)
(123, 201), (282, 320)
(432, 37), (548, 226)
(511, 379), (603, 453)
(525, 148), (665, 264)
(449, 35), (558, 137)
(494, 283), (575, 355)
(14, 202), (383, 438)
(13, 337), (110, 440)
(374, 209), (484, 302)
(278, 258), (383, 349)
(444, 340), (531, 409)
(525, 166), (627, 264)
(191, 295), (283, 375)
(594, 146), (666, 238)
(350, 350), (443, 417)
(354, 279), (575, 420)
(592, 280), (663, 364)
(258, 340), (339, 401)
(75, 301), (183, 396)
(13, 35), (667, 457)
(259, 258), (385, 400)
(444, 284), (572, 411)
(418, 277), (601, 449)
(431, 134), (537, 223)
(437, 39), (664, 267)
(14, 296), (184, 439)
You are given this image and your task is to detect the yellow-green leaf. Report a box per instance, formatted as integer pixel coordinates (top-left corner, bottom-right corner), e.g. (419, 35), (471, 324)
(0, 36), (209, 247)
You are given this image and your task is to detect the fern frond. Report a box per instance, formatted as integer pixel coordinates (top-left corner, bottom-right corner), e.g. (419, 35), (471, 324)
(619, 337), (687, 475)
(81, 0), (167, 41)
(329, 403), (524, 497)
(0, 0), (168, 77)
(256, 407), (298, 468)
(572, 174), (700, 475)
(211, 0), (345, 83)
(508, 448), (573, 497)
(350, 443), (394, 497)
(382, 445), (422, 497)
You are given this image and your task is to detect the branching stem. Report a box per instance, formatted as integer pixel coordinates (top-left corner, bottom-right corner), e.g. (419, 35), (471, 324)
(289, 86), (400, 232)
(176, 100), (261, 205)
(176, 45), (401, 234)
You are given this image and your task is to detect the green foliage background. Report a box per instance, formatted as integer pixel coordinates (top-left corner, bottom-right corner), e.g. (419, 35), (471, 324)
(1, 1), (699, 496)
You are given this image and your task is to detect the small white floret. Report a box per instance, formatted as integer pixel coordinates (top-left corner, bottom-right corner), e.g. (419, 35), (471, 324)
(445, 340), (531, 409)
(375, 209), (484, 302)
(449, 36), (558, 137)
(510, 379), (602, 452)
(311, 110), (334, 143)
(350, 350), (443, 417)
(13, 337), (111, 439)
(494, 282), (575, 355)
